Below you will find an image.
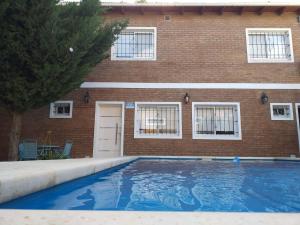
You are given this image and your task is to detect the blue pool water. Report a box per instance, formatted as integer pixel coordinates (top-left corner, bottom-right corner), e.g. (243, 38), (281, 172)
(1, 159), (300, 212)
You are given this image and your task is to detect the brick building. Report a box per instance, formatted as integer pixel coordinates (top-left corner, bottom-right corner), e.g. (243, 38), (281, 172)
(1, 1), (300, 160)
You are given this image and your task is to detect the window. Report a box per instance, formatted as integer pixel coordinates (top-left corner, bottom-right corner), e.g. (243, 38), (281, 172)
(246, 28), (294, 63)
(270, 103), (293, 120)
(49, 101), (73, 118)
(111, 27), (156, 60)
(134, 102), (182, 139)
(192, 102), (242, 140)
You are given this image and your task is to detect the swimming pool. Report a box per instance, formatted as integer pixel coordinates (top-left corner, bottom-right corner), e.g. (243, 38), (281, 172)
(1, 159), (300, 212)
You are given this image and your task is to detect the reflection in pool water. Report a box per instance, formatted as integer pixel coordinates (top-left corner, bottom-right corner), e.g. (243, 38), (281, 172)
(1, 159), (300, 212)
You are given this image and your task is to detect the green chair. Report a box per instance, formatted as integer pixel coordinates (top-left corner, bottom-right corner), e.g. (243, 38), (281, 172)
(19, 139), (38, 160)
(57, 140), (73, 159)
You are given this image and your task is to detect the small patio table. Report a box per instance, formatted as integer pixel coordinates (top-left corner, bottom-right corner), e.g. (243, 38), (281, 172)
(38, 145), (60, 158)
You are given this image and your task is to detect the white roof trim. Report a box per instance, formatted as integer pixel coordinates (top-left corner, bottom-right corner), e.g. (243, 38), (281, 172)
(101, 2), (300, 7)
(60, 1), (300, 7)
(80, 82), (300, 90)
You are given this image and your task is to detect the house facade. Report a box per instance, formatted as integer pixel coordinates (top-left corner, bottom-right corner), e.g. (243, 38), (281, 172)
(1, 2), (300, 160)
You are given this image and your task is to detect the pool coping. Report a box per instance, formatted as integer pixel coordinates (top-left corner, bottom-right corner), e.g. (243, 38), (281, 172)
(138, 155), (300, 161)
(0, 157), (137, 204)
(0, 210), (299, 225)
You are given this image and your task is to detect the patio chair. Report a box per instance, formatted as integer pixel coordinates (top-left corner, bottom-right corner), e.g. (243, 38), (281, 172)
(19, 139), (38, 160)
(56, 140), (73, 159)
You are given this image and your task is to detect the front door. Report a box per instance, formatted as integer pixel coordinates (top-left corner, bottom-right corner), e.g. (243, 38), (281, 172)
(93, 103), (123, 158)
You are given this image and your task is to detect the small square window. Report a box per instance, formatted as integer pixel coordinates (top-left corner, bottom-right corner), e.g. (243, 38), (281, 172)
(270, 103), (293, 120)
(49, 101), (73, 118)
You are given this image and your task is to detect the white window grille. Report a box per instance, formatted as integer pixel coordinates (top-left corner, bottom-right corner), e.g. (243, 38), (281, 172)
(193, 102), (242, 140)
(49, 101), (73, 118)
(134, 102), (182, 139)
(270, 103), (293, 120)
(111, 27), (156, 60)
(246, 28), (294, 63)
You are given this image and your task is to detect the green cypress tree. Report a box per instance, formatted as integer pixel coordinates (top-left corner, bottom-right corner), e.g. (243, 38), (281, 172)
(0, 0), (127, 160)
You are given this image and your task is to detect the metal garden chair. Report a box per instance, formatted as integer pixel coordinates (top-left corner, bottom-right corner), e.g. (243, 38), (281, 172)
(56, 140), (73, 159)
(18, 139), (38, 160)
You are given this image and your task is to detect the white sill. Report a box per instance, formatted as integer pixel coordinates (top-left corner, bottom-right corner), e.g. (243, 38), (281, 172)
(111, 57), (156, 61)
(134, 134), (182, 139)
(49, 115), (72, 119)
(193, 135), (242, 140)
(247, 58), (294, 64)
(271, 117), (293, 121)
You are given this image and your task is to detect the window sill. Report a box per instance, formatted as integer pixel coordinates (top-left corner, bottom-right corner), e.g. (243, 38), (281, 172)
(111, 57), (156, 61)
(134, 134), (182, 139)
(193, 135), (242, 140)
(247, 59), (294, 64)
(271, 118), (293, 121)
(49, 115), (72, 119)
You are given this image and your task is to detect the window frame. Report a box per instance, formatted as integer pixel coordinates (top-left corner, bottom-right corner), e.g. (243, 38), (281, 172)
(245, 28), (294, 63)
(49, 101), (73, 119)
(270, 103), (294, 121)
(192, 102), (242, 140)
(134, 102), (182, 139)
(111, 27), (157, 61)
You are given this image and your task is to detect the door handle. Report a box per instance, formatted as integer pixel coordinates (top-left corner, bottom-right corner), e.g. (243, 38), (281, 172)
(115, 123), (118, 145)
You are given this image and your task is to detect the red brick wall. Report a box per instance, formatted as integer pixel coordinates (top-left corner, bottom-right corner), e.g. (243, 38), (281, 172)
(18, 88), (300, 158)
(1, 11), (300, 160)
(88, 12), (300, 84)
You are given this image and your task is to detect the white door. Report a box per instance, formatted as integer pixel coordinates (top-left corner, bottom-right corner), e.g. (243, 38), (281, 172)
(94, 103), (123, 158)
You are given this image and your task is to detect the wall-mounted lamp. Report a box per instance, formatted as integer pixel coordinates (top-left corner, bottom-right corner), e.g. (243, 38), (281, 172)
(83, 91), (90, 104)
(261, 92), (269, 104)
(184, 93), (190, 104)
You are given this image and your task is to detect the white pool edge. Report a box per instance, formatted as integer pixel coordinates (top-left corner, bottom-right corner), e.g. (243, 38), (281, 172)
(0, 157), (137, 204)
(138, 155), (300, 161)
(0, 210), (300, 225)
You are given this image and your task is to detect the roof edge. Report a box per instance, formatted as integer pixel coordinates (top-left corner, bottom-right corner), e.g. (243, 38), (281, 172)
(101, 2), (300, 7)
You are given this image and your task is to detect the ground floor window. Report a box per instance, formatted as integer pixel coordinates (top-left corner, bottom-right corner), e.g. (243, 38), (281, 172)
(192, 102), (241, 140)
(49, 101), (73, 118)
(270, 103), (293, 120)
(134, 102), (182, 139)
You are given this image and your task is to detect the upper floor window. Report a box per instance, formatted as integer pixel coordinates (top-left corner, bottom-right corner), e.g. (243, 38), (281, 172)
(134, 102), (182, 139)
(111, 27), (157, 61)
(192, 102), (242, 140)
(49, 101), (73, 118)
(246, 28), (294, 63)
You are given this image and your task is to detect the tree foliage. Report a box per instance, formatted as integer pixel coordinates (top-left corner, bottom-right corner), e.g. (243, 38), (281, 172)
(0, 0), (126, 113)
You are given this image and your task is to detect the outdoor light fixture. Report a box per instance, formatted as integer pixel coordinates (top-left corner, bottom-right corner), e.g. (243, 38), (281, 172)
(261, 92), (269, 104)
(184, 93), (190, 104)
(83, 91), (90, 104)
